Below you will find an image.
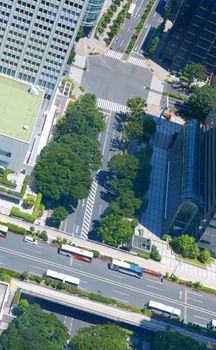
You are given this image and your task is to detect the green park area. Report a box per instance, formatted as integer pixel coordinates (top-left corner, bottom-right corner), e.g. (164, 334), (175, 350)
(0, 75), (44, 142)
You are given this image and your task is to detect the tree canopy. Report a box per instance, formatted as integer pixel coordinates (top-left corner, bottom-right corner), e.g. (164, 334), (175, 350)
(48, 206), (68, 228)
(34, 94), (105, 208)
(183, 63), (207, 83)
(69, 324), (128, 350)
(0, 304), (68, 350)
(170, 234), (200, 258)
(152, 331), (204, 350)
(97, 213), (136, 246)
(187, 85), (216, 121)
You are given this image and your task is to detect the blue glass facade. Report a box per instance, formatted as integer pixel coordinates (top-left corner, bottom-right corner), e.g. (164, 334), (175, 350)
(82, 0), (105, 27)
(169, 120), (200, 236)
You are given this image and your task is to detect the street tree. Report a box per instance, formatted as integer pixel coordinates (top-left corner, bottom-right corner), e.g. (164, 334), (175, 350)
(0, 304), (68, 350)
(188, 85), (216, 121)
(48, 206), (68, 228)
(97, 213), (136, 247)
(150, 245), (162, 262)
(127, 97), (146, 119)
(198, 248), (211, 263)
(152, 331), (204, 350)
(143, 117), (156, 136)
(69, 324), (128, 350)
(108, 154), (139, 180)
(183, 63), (207, 83)
(170, 234), (200, 259)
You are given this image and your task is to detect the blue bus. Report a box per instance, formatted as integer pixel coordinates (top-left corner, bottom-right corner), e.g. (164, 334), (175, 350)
(109, 258), (143, 278)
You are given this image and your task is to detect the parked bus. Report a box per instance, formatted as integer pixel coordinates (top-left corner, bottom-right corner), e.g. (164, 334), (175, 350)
(45, 269), (80, 288)
(58, 244), (93, 263)
(148, 300), (181, 318)
(109, 258), (143, 278)
(127, 2), (136, 18)
(0, 225), (8, 238)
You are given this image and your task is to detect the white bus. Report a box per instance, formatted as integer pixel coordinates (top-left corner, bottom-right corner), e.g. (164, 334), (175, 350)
(45, 269), (80, 288)
(127, 2), (136, 18)
(58, 244), (94, 263)
(148, 300), (181, 318)
(109, 258), (143, 278)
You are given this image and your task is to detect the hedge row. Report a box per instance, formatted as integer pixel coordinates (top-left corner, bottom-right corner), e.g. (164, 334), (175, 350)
(147, 0), (177, 56)
(0, 220), (28, 235)
(21, 271), (152, 317)
(0, 169), (16, 188)
(166, 273), (216, 296)
(95, 1), (121, 35)
(170, 317), (216, 340)
(125, 0), (156, 54)
(106, 0), (132, 45)
(162, 91), (185, 101)
(10, 193), (42, 223)
(0, 175), (29, 199)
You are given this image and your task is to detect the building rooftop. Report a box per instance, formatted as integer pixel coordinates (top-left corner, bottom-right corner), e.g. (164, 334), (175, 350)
(0, 75), (44, 142)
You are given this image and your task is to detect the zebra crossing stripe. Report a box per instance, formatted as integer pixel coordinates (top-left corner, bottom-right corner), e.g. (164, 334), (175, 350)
(97, 98), (128, 113)
(80, 180), (98, 238)
(127, 56), (147, 68)
(105, 49), (123, 60)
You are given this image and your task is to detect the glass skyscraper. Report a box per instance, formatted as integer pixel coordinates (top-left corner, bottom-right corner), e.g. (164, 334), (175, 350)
(82, 0), (105, 27)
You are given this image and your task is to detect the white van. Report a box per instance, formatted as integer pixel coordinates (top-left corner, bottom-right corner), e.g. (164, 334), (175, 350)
(24, 236), (38, 245)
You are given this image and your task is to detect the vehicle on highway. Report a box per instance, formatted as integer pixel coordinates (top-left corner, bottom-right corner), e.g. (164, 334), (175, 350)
(0, 224), (8, 238)
(147, 300), (181, 318)
(127, 2), (136, 18)
(108, 258), (143, 278)
(24, 236), (38, 245)
(207, 319), (216, 330)
(45, 269), (80, 288)
(58, 244), (94, 263)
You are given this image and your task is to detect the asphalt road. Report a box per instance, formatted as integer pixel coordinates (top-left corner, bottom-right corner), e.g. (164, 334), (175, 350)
(134, 0), (163, 55)
(111, 0), (149, 53)
(1, 234), (216, 328)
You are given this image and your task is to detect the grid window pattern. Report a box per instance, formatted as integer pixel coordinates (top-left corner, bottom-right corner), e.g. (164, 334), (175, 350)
(0, 0), (86, 98)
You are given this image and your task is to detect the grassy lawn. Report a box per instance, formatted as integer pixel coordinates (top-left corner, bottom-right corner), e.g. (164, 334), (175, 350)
(177, 255), (214, 267)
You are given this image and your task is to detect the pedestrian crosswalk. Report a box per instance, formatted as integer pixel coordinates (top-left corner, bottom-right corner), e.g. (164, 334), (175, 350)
(104, 49), (123, 60)
(80, 179), (98, 239)
(127, 56), (147, 68)
(97, 98), (128, 113)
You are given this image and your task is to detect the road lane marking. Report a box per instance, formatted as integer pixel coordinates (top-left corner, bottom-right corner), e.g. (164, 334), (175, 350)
(79, 287), (87, 291)
(193, 315), (209, 321)
(184, 288), (187, 323)
(188, 297), (203, 304)
(146, 284), (162, 291)
(1, 246), (216, 319)
(24, 248), (42, 254)
(106, 272), (123, 278)
(188, 291), (203, 297)
(113, 297), (128, 303)
(146, 278), (162, 285)
(112, 290), (130, 296)
(29, 265), (44, 271)
(81, 280), (88, 284)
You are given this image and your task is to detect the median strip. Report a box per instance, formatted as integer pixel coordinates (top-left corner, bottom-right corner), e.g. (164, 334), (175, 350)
(125, 0), (157, 54)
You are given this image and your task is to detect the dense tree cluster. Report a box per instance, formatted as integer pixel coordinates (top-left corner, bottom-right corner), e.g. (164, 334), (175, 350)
(152, 331), (204, 350)
(168, 234), (211, 263)
(34, 94), (105, 210)
(187, 85), (216, 121)
(0, 303), (68, 350)
(97, 145), (152, 247)
(69, 324), (128, 350)
(183, 64), (207, 83)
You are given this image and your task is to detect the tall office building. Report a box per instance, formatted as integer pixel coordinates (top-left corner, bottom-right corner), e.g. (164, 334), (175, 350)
(82, 0), (105, 27)
(0, 0), (88, 99)
(162, 0), (216, 73)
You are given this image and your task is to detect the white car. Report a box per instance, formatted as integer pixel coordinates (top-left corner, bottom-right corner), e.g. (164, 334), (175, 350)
(24, 236), (38, 245)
